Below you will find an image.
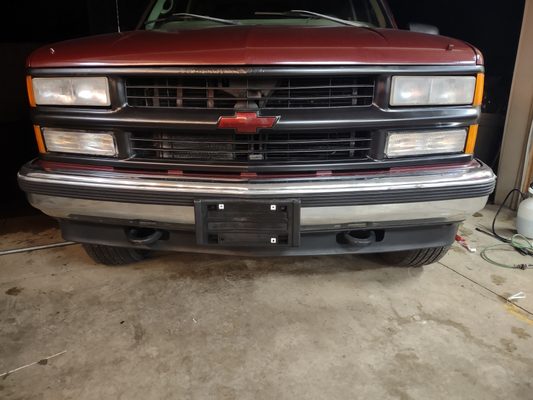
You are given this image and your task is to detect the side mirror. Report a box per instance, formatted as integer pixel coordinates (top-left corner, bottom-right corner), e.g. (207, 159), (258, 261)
(409, 23), (439, 35)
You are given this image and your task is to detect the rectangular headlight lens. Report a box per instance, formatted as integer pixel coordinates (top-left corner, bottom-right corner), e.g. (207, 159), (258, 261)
(42, 128), (117, 156)
(32, 77), (110, 106)
(390, 76), (476, 106)
(385, 129), (467, 158)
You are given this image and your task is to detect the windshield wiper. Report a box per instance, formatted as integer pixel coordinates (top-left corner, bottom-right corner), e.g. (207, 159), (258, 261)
(255, 9), (368, 28)
(145, 13), (240, 26)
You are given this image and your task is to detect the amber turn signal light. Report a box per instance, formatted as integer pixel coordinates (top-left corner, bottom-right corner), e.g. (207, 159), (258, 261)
(26, 76), (36, 107)
(473, 73), (484, 106)
(33, 125), (46, 153)
(465, 125), (479, 154)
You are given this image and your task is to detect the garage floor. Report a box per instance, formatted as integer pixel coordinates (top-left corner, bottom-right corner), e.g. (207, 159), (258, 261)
(1, 205), (532, 399)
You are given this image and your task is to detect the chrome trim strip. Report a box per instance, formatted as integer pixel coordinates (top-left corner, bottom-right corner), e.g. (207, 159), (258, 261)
(301, 197), (488, 225)
(29, 65), (485, 77)
(27, 194), (489, 227)
(19, 161), (495, 197)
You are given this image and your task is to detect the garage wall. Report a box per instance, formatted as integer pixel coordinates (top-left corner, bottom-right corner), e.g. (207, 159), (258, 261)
(495, 0), (533, 204)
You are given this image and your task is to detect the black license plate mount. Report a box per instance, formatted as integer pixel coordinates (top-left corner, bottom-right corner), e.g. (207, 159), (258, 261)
(195, 199), (301, 247)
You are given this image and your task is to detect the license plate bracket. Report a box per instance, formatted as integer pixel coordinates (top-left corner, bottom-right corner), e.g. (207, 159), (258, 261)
(195, 199), (301, 247)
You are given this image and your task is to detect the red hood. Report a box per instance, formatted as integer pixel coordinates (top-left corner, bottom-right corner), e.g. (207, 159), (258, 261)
(28, 26), (478, 68)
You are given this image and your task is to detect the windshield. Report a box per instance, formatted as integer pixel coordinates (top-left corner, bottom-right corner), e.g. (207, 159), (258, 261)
(144, 0), (392, 30)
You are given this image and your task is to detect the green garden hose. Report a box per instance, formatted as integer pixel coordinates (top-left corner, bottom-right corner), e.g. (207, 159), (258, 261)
(480, 234), (533, 269)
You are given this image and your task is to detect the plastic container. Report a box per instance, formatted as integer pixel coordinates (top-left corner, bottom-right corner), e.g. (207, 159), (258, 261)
(517, 184), (533, 238)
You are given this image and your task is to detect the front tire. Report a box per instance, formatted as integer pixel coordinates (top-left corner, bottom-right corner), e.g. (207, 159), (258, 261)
(82, 244), (149, 266)
(380, 246), (450, 267)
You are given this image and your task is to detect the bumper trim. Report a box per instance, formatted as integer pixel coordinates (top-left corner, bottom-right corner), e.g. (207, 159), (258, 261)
(19, 160), (496, 208)
(26, 194), (489, 228)
(59, 219), (460, 256)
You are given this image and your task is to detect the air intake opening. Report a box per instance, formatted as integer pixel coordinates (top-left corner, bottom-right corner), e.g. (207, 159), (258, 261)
(125, 76), (375, 110)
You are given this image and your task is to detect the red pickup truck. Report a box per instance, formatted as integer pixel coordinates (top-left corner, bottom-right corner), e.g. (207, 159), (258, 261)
(18, 0), (496, 266)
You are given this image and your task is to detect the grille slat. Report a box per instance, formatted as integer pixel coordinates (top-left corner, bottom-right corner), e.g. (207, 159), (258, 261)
(130, 137), (372, 145)
(130, 147), (372, 154)
(126, 95), (372, 101)
(129, 130), (373, 163)
(125, 84), (375, 90)
(125, 76), (375, 110)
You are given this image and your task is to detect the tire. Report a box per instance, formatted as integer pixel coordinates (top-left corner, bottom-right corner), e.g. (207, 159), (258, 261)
(82, 244), (149, 266)
(380, 246), (450, 268)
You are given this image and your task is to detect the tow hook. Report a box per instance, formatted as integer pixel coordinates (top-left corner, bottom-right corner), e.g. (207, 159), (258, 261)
(125, 228), (164, 245)
(341, 231), (376, 247)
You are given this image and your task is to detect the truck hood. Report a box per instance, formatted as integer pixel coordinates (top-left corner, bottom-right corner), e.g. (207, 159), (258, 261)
(28, 26), (478, 68)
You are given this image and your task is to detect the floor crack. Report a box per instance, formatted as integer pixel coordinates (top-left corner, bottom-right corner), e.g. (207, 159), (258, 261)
(438, 261), (533, 317)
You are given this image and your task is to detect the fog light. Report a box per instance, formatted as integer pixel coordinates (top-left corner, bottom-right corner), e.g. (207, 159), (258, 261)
(42, 128), (117, 156)
(385, 129), (467, 158)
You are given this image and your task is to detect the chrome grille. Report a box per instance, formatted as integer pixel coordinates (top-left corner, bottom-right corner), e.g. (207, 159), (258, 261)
(129, 130), (373, 163)
(125, 76), (375, 110)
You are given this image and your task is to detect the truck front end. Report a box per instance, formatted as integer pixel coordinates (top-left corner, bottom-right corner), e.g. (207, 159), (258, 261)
(18, 0), (496, 266)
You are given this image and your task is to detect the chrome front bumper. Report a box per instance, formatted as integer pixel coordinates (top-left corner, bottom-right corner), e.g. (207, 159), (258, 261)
(19, 160), (496, 230)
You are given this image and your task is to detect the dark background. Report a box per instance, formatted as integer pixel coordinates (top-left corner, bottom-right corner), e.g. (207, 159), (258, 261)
(0, 0), (525, 216)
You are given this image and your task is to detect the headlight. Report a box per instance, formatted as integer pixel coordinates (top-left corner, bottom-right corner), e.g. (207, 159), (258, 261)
(31, 77), (110, 106)
(390, 76), (476, 106)
(385, 129), (467, 158)
(42, 128), (117, 156)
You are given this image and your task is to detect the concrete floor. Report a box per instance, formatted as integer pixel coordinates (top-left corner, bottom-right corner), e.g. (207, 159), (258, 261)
(0, 206), (532, 399)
